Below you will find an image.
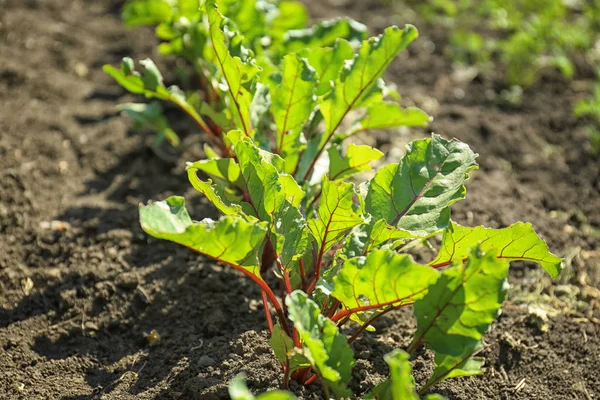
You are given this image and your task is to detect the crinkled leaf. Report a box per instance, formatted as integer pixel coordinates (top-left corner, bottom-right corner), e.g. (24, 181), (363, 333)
(122, 0), (172, 27)
(206, 2), (258, 136)
(229, 374), (298, 400)
(431, 222), (562, 278)
(300, 39), (355, 96)
(270, 54), (317, 173)
(117, 102), (180, 146)
(333, 249), (439, 314)
(308, 177), (364, 257)
(272, 201), (309, 268)
(411, 249), (509, 386)
(139, 196), (267, 276)
(286, 291), (354, 397)
(284, 17), (367, 52)
(328, 143), (384, 181)
(351, 102), (431, 134)
(319, 25), (418, 149)
(365, 134), (478, 235)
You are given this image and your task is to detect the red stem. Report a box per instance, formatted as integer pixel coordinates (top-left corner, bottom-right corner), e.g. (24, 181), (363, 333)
(188, 250), (291, 336)
(261, 290), (274, 334)
(304, 373), (319, 385)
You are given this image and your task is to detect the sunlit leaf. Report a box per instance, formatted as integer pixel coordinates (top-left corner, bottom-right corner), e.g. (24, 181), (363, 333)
(431, 222), (562, 278)
(206, 2), (259, 136)
(285, 17), (367, 52)
(270, 54), (317, 173)
(308, 177), (364, 257)
(319, 25), (418, 149)
(139, 196), (268, 276)
(351, 102), (431, 134)
(333, 249), (439, 314)
(365, 134), (478, 235)
(122, 0), (172, 27)
(412, 248), (509, 387)
(300, 39), (355, 96)
(328, 143), (384, 181)
(286, 291), (354, 397)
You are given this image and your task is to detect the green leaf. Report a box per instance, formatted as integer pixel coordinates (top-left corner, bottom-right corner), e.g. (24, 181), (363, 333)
(229, 374), (298, 400)
(365, 350), (419, 400)
(206, 2), (259, 136)
(186, 158), (241, 188)
(122, 0), (172, 27)
(286, 291), (354, 397)
(139, 196), (268, 276)
(117, 102), (180, 146)
(300, 39), (355, 96)
(187, 167), (244, 216)
(319, 25), (418, 149)
(328, 143), (384, 181)
(308, 177), (364, 257)
(285, 17), (367, 52)
(411, 248), (509, 388)
(365, 134), (478, 235)
(351, 102), (431, 134)
(431, 222), (562, 278)
(104, 58), (207, 131)
(270, 324), (311, 374)
(333, 249), (439, 314)
(343, 219), (419, 259)
(270, 54), (317, 173)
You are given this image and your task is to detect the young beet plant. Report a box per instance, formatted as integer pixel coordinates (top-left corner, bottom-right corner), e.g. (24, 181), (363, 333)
(106, 1), (562, 398)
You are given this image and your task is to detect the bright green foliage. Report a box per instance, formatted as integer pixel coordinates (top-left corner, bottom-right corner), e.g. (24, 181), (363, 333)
(328, 144), (384, 181)
(229, 374), (297, 400)
(286, 291), (354, 397)
(432, 222), (562, 278)
(308, 178), (364, 256)
(332, 249), (439, 313)
(412, 0), (600, 87)
(139, 196), (267, 277)
(319, 25), (418, 149)
(352, 102), (431, 134)
(269, 54), (317, 173)
(412, 249), (509, 390)
(111, 1), (563, 398)
(365, 134), (478, 235)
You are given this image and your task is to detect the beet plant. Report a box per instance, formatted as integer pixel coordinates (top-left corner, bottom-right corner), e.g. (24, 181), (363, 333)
(106, 1), (562, 397)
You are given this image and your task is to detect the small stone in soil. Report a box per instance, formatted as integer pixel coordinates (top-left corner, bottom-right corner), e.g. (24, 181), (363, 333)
(198, 355), (215, 367)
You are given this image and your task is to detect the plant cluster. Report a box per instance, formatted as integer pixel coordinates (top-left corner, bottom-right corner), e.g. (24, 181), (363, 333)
(412, 0), (600, 88)
(106, 0), (562, 398)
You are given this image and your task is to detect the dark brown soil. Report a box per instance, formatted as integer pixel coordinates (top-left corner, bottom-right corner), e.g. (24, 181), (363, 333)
(0, 0), (598, 399)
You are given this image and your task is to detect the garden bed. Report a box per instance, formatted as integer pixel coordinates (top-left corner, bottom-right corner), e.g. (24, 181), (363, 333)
(0, 0), (598, 399)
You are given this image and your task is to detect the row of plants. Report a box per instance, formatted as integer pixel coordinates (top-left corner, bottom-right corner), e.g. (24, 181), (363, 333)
(105, 0), (562, 398)
(412, 0), (599, 87)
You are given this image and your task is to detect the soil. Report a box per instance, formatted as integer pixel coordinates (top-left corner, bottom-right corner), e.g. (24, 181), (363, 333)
(0, 0), (598, 399)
